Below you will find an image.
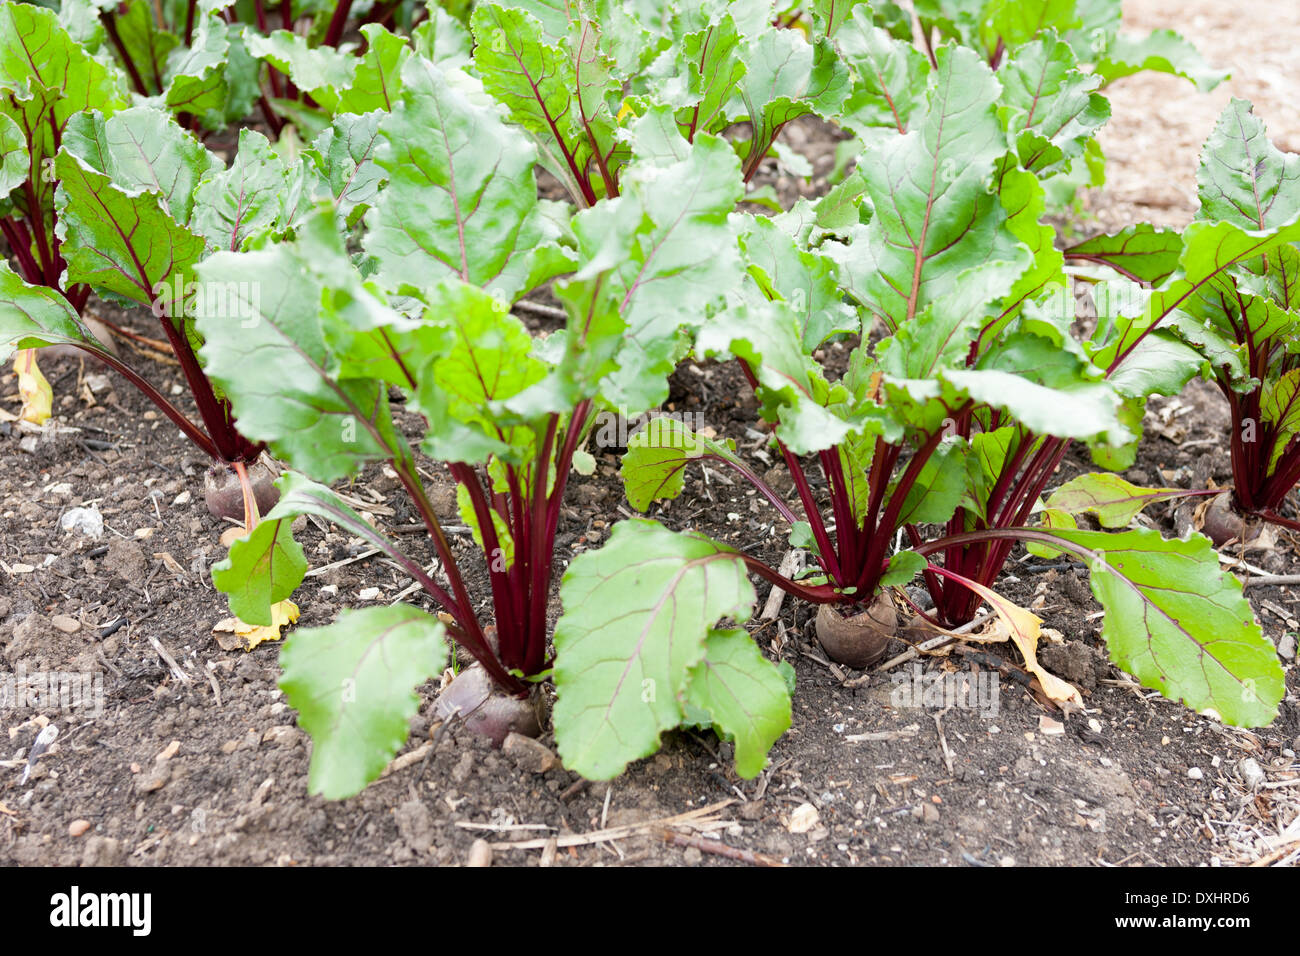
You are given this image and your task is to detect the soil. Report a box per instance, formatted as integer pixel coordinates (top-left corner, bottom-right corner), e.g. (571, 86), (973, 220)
(2, 0), (1299, 868)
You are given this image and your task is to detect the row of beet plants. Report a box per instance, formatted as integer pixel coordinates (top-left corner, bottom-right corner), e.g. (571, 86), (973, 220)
(0, 0), (1290, 797)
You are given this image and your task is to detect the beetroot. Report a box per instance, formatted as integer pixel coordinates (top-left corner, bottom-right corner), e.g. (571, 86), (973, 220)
(434, 663), (547, 748)
(203, 460), (280, 522)
(814, 591), (898, 669)
(1200, 492), (1248, 547)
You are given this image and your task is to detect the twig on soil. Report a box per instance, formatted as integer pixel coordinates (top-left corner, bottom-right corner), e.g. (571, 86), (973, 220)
(1242, 573), (1300, 589)
(304, 548), (380, 577)
(932, 709), (954, 774)
(204, 662), (222, 707)
(380, 742), (432, 778)
(145, 635), (191, 684)
(95, 646), (122, 678)
(1249, 842), (1300, 866)
(512, 298), (567, 321)
(659, 829), (787, 867)
(488, 799), (735, 852)
(559, 779), (589, 801)
(456, 821), (556, 833)
(759, 550), (805, 620)
(797, 645), (845, 681)
(1218, 552), (1274, 577)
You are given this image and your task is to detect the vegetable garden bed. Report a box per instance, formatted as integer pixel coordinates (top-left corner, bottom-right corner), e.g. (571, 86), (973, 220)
(1, 0), (1297, 867)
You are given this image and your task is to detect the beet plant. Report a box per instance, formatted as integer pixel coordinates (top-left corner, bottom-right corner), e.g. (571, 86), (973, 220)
(0, 49), (390, 517)
(619, 44), (1286, 728)
(0, 1), (128, 316)
(197, 53), (795, 794)
(1149, 99), (1300, 537)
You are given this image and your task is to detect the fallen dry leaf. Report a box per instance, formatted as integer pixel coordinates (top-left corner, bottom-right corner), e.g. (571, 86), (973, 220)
(13, 349), (52, 425)
(787, 802), (820, 834)
(957, 577), (1084, 707)
(213, 600), (300, 651)
(152, 551), (186, 578)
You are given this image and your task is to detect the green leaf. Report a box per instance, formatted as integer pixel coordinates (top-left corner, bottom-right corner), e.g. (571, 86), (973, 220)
(886, 437), (969, 526)
(553, 132), (744, 413)
(954, 330), (1126, 442)
(698, 299), (854, 455)
(738, 213), (858, 350)
(411, 5), (473, 68)
(1196, 98), (1300, 232)
(835, 7), (931, 137)
(998, 31), (1109, 177)
(733, 28), (850, 168)
(0, 0), (129, 209)
(1044, 527), (1283, 726)
(55, 108), (212, 305)
(553, 519), (755, 779)
(414, 278), (546, 465)
(193, 128), (288, 252)
(470, 3), (621, 203)
(643, 11), (747, 142)
(365, 56), (568, 301)
(879, 549), (928, 588)
(621, 416), (742, 510)
(1043, 473), (1185, 528)
(210, 471), (420, 626)
(836, 45), (1026, 331)
(302, 111), (386, 228)
(280, 605), (446, 799)
(164, 15), (259, 131)
(336, 24), (411, 114)
(1029, 522), (1284, 723)
(212, 516), (307, 625)
(246, 29), (356, 110)
(684, 628), (791, 778)
(985, 0), (1081, 48)
(809, 0), (869, 39)
(0, 260), (102, 360)
(456, 482), (516, 569)
(1261, 368), (1300, 471)
(1093, 29), (1228, 92)
(194, 213), (410, 481)
(1064, 224), (1183, 283)
(0, 111), (23, 197)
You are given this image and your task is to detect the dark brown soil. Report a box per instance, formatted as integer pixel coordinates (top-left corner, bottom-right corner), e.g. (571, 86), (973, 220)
(2, 0), (1298, 868)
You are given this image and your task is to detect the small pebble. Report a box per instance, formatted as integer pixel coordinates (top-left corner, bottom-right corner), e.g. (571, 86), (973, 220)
(68, 819), (91, 837)
(1237, 758), (1266, 791)
(467, 839), (492, 867)
(501, 733), (558, 774)
(50, 615), (81, 634)
(1187, 767), (1204, 780)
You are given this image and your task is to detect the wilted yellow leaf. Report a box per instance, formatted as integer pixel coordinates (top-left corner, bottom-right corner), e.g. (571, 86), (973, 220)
(13, 349), (52, 424)
(953, 577), (1084, 707)
(213, 600), (300, 652)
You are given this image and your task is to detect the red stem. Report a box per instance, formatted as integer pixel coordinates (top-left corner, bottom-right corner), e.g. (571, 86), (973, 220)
(323, 0), (354, 47)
